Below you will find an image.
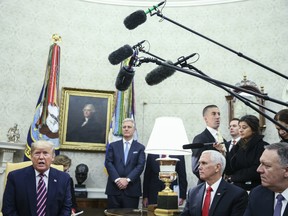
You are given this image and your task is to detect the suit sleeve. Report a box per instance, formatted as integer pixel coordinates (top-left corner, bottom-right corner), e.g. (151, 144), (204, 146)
(105, 143), (121, 181)
(59, 173), (72, 216)
(191, 135), (204, 179)
(2, 172), (20, 216)
(176, 156), (188, 199)
(180, 188), (192, 216)
(142, 154), (151, 199)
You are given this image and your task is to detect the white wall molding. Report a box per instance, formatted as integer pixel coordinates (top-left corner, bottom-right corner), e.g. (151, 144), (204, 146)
(79, 0), (247, 7)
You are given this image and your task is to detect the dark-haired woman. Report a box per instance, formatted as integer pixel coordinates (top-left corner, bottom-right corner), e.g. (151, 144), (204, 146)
(274, 109), (288, 143)
(225, 115), (269, 191)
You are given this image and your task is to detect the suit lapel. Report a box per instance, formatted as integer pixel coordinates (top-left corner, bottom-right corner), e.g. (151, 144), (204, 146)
(25, 166), (37, 216)
(119, 141), (125, 165)
(209, 180), (226, 215)
(262, 190), (274, 215)
(204, 129), (216, 142)
(196, 184), (206, 216)
(125, 140), (135, 165)
(47, 168), (58, 209)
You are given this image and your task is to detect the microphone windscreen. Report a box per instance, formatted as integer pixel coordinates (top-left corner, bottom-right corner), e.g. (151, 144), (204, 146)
(108, 45), (133, 65)
(145, 61), (176, 86)
(115, 66), (135, 91)
(182, 142), (215, 149)
(182, 143), (205, 149)
(124, 10), (147, 30)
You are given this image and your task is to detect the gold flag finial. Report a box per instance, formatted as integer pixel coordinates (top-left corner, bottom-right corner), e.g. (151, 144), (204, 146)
(52, 34), (62, 44)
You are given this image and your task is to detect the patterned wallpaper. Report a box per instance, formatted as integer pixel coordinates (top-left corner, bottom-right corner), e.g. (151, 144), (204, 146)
(0, 0), (287, 197)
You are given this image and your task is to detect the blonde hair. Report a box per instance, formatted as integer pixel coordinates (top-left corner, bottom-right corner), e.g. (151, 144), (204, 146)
(31, 140), (55, 155)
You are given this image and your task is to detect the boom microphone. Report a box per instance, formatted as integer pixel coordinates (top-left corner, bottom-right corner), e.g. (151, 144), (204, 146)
(115, 49), (139, 91)
(123, 1), (165, 30)
(182, 142), (223, 149)
(108, 44), (133, 65)
(145, 53), (197, 86)
(145, 60), (175, 86)
(115, 66), (135, 91)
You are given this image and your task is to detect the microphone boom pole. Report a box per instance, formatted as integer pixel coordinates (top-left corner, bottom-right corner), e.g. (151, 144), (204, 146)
(146, 59), (288, 132)
(155, 11), (288, 80)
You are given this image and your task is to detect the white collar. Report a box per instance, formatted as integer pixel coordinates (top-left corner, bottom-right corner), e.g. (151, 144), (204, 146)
(35, 169), (50, 178)
(275, 188), (288, 201)
(205, 177), (222, 192)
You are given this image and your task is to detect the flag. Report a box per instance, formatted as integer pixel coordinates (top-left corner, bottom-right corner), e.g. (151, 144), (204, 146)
(24, 35), (61, 160)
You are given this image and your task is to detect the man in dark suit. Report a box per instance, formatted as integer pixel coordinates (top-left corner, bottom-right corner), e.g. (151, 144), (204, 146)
(181, 150), (248, 216)
(2, 140), (72, 216)
(227, 118), (240, 152)
(142, 154), (187, 207)
(105, 118), (145, 209)
(244, 142), (288, 216)
(192, 105), (226, 182)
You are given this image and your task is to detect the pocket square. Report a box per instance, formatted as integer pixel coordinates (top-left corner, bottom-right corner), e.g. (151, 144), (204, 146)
(133, 151), (138, 154)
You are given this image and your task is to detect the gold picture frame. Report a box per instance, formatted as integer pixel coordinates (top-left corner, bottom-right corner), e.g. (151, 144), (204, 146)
(60, 87), (115, 151)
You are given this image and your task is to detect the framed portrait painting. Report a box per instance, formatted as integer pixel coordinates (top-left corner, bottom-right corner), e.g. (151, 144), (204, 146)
(60, 87), (115, 151)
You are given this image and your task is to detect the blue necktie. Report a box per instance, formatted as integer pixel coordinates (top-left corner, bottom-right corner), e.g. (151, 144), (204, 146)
(274, 194), (285, 216)
(124, 141), (129, 164)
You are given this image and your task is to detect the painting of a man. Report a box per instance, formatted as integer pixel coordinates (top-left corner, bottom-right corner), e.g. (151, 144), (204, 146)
(66, 97), (107, 143)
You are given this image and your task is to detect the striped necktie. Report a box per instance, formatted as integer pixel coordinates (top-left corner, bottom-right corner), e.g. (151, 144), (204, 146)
(37, 173), (47, 216)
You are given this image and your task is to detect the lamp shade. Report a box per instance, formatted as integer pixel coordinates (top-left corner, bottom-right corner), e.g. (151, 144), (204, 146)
(145, 117), (191, 155)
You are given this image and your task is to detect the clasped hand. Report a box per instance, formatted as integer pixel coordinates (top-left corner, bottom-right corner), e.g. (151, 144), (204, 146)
(116, 178), (129, 190)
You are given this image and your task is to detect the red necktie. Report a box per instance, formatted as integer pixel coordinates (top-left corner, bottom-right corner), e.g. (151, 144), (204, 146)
(232, 140), (236, 145)
(202, 186), (212, 216)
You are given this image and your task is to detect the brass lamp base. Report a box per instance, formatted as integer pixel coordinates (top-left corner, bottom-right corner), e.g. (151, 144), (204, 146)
(154, 156), (180, 215)
(155, 190), (178, 215)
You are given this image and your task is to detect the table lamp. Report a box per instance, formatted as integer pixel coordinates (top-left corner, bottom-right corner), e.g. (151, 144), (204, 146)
(145, 117), (191, 216)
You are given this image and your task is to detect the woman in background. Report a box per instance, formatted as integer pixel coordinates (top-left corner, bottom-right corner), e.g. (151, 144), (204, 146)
(225, 115), (269, 191)
(53, 155), (79, 215)
(274, 109), (288, 143)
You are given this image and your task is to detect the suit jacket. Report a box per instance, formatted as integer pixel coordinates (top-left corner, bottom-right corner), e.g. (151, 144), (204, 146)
(181, 179), (248, 216)
(105, 139), (146, 197)
(244, 185), (288, 216)
(143, 154), (188, 204)
(2, 165), (72, 216)
(192, 129), (218, 179)
(226, 140), (233, 152)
